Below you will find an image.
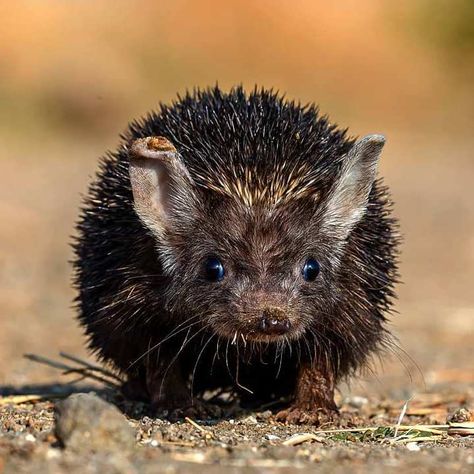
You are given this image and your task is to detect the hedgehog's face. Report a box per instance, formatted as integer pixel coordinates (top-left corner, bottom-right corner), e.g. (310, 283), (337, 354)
(159, 202), (336, 344)
(129, 135), (385, 344)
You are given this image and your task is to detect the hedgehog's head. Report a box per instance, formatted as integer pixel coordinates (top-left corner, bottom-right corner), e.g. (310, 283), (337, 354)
(129, 135), (385, 344)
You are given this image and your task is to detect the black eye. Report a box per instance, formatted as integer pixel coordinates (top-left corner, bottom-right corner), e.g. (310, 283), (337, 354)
(302, 258), (320, 282)
(204, 257), (225, 282)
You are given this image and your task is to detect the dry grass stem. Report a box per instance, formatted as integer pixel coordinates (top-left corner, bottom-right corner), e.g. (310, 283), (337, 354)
(0, 394), (67, 406)
(448, 421), (474, 436)
(185, 417), (214, 439)
(282, 433), (326, 446)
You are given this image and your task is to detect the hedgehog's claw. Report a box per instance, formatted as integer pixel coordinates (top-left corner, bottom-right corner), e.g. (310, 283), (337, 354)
(275, 406), (339, 426)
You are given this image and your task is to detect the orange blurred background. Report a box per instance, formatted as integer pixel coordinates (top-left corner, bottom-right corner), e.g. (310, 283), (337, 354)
(0, 1), (473, 393)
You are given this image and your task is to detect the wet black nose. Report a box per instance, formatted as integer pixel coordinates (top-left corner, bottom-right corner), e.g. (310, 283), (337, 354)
(259, 315), (291, 336)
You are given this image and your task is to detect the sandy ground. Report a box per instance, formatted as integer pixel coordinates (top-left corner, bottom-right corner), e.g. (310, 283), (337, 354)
(0, 133), (473, 472)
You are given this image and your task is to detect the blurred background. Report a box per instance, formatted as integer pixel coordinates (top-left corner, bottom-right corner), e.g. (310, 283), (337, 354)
(1, 0), (473, 396)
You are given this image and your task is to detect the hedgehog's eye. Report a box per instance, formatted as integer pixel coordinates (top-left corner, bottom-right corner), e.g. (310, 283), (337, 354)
(302, 258), (320, 282)
(204, 257), (225, 282)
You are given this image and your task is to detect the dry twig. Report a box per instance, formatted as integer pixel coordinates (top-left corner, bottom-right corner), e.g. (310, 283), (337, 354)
(24, 353), (121, 389)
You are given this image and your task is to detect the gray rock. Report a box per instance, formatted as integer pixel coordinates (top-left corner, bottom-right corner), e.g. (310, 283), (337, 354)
(55, 393), (135, 454)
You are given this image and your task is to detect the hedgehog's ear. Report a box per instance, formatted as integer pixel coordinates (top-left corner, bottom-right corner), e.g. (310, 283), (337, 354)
(322, 134), (385, 240)
(129, 136), (196, 238)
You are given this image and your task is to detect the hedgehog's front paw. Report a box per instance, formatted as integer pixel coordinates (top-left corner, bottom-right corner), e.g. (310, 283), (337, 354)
(166, 400), (224, 421)
(275, 406), (339, 426)
(149, 391), (222, 420)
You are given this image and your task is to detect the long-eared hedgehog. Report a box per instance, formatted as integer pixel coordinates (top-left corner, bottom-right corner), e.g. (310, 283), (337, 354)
(73, 86), (399, 424)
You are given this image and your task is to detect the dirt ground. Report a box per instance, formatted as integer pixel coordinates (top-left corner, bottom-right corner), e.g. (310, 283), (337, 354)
(0, 132), (473, 472)
(1, 388), (474, 474)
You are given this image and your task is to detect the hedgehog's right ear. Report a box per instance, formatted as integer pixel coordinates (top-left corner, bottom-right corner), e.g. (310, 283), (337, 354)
(128, 136), (196, 238)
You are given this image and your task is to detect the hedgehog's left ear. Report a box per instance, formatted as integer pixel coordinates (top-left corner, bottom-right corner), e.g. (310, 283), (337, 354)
(128, 136), (197, 238)
(322, 134), (385, 240)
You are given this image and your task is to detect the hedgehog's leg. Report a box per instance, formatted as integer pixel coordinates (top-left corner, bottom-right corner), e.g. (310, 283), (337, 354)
(121, 366), (189, 408)
(275, 364), (338, 425)
(144, 360), (224, 419)
(144, 360), (193, 410)
(121, 368), (150, 402)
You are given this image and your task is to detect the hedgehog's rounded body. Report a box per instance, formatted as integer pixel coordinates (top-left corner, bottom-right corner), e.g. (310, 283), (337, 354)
(74, 87), (398, 422)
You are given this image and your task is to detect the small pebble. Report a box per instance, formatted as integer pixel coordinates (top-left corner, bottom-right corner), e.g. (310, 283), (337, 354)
(447, 407), (472, 423)
(241, 415), (258, 425)
(406, 442), (420, 452)
(55, 393), (135, 454)
(46, 448), (61, 460)
(345, 396), (369, 409)
(257, 410), (273, 420)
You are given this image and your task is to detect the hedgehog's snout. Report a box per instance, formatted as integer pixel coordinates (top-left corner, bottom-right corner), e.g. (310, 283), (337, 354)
(235, 293), (296, 340)
(258, 307), (291, 336)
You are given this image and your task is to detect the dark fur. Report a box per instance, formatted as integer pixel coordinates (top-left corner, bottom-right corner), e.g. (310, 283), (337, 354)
(73, 86), (399, 421)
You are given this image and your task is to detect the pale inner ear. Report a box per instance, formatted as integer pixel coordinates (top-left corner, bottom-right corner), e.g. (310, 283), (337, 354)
(322, 134), (385, 239)
(129, 136), (194, 237)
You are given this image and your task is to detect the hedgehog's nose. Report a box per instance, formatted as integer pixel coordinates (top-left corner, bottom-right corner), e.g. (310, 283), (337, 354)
(259, 308), (291, 336)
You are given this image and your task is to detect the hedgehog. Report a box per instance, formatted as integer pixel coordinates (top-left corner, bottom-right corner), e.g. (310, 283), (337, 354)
(73, 86), (399, 424)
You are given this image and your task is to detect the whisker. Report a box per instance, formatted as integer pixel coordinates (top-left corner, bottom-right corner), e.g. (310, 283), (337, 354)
(190, 331), (215, 399)
(234, 336), (253, 394)
(127, 316), (201, 370)
(158, 324), (210, 400)
(211, 337), (221, 375)
(276, 340), (285, 378)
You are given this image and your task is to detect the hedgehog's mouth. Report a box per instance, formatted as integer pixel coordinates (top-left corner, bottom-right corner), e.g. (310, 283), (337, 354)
(212, 317), (305, 344)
